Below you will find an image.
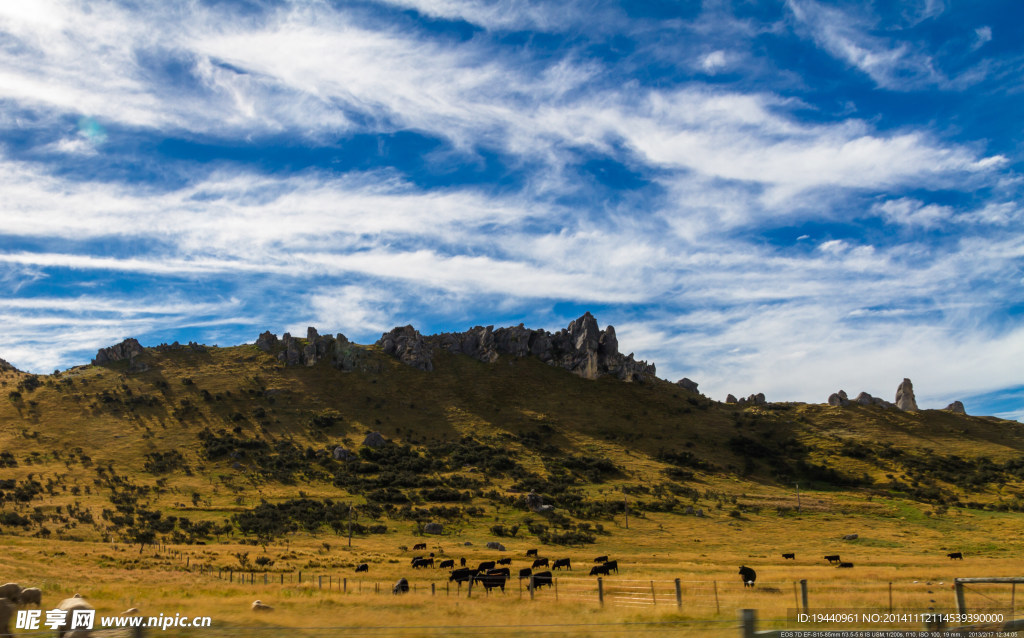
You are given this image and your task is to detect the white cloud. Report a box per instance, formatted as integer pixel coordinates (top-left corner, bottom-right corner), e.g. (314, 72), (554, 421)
(700, 50), (728, 74)
(786, 0), (943, 89)
(874, 198), (953, 228)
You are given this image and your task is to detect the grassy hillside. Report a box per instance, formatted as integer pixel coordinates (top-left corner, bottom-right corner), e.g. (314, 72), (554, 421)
(1, 339), (1023, 635)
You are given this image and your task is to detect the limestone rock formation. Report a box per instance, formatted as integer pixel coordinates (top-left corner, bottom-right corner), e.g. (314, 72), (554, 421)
(725, 394), (738, 404)
(828, 390), (849, 407)
(895, 378), (918, 411)
(94, 338), (144, 364)
(853, 392), (894, 408)
(256, 328), (366, 371)
(362, 432), (386, 448)
(736, 393), (766, 407)
(945, 401), (966, 414)
(676, 378), (699, 393)
(424, 523), (444, 535)
(332, 447), (354, 461)
(379, 312), (656, 382)
(378, 325), (433, 371)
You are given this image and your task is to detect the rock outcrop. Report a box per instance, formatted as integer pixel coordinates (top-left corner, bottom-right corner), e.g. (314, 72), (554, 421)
(676, 378), (699, 393)
(94, 338), (144, 364)
(378, 325), (433, 372)
(853, 392), (893, 408)
(362, 432), (386, 448)
(945, 401), (966, 414)
(377, 312), (656, 382)
(93, 338), (149, 371)
(256, 327), (369, 371)
(0, 357), (19, 373)
(828, 390), (849, 407)
(725, 394), (738, 404)
(895, 378), (918, 411)
(736, 393), (766, 407)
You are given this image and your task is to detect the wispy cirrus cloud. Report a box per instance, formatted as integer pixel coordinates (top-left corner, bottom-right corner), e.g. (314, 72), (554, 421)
(0, 0), (1021, 419)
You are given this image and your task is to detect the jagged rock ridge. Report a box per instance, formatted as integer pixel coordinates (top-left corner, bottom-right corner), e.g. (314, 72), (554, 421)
(0, 356), (19, 373)
(255, 327), (376, 372)
(377, 312), (656, 382)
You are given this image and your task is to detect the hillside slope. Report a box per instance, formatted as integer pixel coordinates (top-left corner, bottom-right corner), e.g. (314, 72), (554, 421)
(1, 316), (1023, 550)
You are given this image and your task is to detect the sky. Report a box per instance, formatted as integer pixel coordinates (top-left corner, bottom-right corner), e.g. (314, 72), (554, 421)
(0, 0), (1022, 420)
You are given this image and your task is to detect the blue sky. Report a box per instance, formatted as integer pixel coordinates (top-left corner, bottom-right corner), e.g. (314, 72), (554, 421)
(0, 0), (1022, 420)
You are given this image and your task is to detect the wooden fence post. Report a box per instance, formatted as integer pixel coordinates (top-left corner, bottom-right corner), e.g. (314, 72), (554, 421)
(432, 583), (435, 596)
(713, 580), (720, 615)
(598, 577), (604, 607)
(955, 581), (966, 615)
(528, 575), (535, 600)
(343, 578), (347, 593)
(651, 580), (656, 605)
(675, 578), (682, 609)
(801, 579), (808, 611)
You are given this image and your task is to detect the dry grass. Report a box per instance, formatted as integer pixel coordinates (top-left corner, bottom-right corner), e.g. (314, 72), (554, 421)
(2, 345), (1024, 636)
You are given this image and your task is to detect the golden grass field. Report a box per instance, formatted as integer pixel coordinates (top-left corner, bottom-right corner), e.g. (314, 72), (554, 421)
(1, 342), (1024, 636)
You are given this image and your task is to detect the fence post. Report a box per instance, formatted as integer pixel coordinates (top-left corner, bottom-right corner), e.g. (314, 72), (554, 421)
(598, 577), (604, 607)
(343, 578), (347, 593)
(651, 580), (656, 605)
(955, 581), (966, 615)
(319, 576), (322, 589)
(281, 573), (284, 585)
(528, 575), (535, 600)
(229, 570), (233, 583)
(675, 578), (682, 610)
(299, 571), (302, 584)
(800, 579), (808, 611)
(555, 578), (559, 601)
(467, 579), (474, 599)
(888, 582), (892, 613)
(740, 609), (756, 638)
(432, 583), (435, 596)
(713, 580), (720, 615)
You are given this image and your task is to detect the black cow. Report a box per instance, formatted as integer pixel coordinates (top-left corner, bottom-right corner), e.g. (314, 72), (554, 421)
(460, 557), (466, 567)
(532, 558), (549, 568)
(393, 577), (409, 595)
(477, 561), (496, 572)
(412, 557), (434, 569)
(355, 563), (368, 573)
(837, 562), (854, 568)
(519, 567), (532, 580)
(526, 549), (538, 557)
(553, 558), (572, 571)
(473, 572), (507, 594)
(486, 567), (511, 578)
(604, 560), (619, 574)
(739, 565), (757, 588)
(497, 557), (513, 565)
(413, 543), (427, 550)
(590, 564), (611, 576)
(439, 559), (454, 569)
(824, 555), (841, 564)
(449, 568), (476, 586)
(947, 552), (963, 560)
(594, 555), (609, 563)
(531, 571), (553, 589)
(410, 556), (423, 565)
(782, 553), (795, 560)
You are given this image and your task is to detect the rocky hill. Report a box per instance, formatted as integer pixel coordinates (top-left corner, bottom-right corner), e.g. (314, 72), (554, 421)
(0, 312), (1022, 548)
